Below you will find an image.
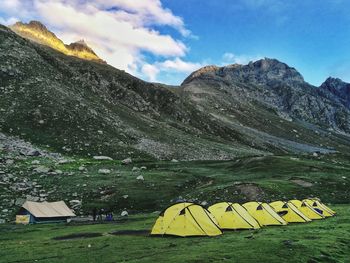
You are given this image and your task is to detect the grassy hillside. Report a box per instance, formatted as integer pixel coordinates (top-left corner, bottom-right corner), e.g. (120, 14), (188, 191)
(1, 147), (349, 221)
(0, 205), (349, 263)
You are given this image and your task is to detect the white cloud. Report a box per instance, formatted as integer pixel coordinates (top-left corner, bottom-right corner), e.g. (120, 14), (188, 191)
(0, 16), (19, 26)
(0, 0), (194, 82)
(142, 64), (160, 82)
(142, 58), (203, 82)
(222, 52), (262, 65)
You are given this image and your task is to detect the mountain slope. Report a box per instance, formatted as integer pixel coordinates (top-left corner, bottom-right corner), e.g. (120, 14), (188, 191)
(2, 22), (350, 159)
(1, 24), (267, 159)
(181, 59), (350, 151)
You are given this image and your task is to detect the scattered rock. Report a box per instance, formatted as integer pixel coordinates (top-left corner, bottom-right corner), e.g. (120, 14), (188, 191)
(6, 159), (14, 165)
(291, 179), (313, 187)
(171, 159), (179, 163)
(140, 166), (147, 170)
(122, 195), (129, 199)
(58, 159), (70, 164)
(121, 158), (132, 165)
(15, 198), (25, 206)
(132, 167), (139, 172)
(98, 169), (111, 174)
(69, 200), (82, 209)
(33, 166), (50, 173)
(136, 175), (144, 181)
(121, 210), (128, 217)
(26, 195), (39, 202)
(93, 156), (113, 161)
(27, 150), (41, 157)
(31, 160), (40, 165)
(78, 166), (86, 171)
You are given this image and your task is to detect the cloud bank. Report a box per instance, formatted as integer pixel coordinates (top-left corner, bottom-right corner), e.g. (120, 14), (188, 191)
(0, 0), (199, 83)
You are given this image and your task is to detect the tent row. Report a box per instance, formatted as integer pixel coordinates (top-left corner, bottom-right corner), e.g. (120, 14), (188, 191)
(150, 199), (336, 237)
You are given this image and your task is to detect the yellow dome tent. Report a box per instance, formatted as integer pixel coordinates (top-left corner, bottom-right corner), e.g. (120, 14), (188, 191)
(150, 202), (222, 237)
(242, 202), (287, 226)
(270, 201), (311, 223)
(303, 199), (335, 217)
(208, 202), (260, 230)
(289, 200), (324, 220)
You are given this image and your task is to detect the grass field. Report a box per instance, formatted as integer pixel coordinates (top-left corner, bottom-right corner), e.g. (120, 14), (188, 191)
(1, 153), (350, 262)
(0, 204), (349, 263)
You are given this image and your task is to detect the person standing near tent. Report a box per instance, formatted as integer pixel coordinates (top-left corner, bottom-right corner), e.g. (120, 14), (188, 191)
(92, 208), (97, 221)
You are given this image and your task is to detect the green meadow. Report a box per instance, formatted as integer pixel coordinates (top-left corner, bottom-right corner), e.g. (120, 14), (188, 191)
(1, 154), (350, 262)
(1, 205), (349, 263)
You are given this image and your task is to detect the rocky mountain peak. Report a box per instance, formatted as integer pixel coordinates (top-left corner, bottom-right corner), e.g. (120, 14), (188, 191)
(10, 20), (104, 63)
(67, 39), (99, 57)
(182, 58), (305, 86)
(321, 77), (349, 90)
(319, 77), (350, 107)
(18, 20), (48, 32)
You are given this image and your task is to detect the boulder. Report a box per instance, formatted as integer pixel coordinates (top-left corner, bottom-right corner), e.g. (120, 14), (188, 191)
(121, 158), (132, 165)
(98, 169), (111, 174)
(28, 150), (41, 157)
(121, 210), (128, 217)
(136, 175), (144, 181)
(93, 156), (113, 161)
(33, 166), (50, 173)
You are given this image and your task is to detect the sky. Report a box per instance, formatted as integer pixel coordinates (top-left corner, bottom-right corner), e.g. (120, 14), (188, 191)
(0, 0), (349, 85)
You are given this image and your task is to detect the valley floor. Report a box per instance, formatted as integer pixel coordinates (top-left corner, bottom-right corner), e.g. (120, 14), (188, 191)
(1, 204), (350, 263)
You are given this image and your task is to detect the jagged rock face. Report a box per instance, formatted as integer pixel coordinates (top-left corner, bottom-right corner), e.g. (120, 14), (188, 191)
(182, 58), (350, 133)
(10, 21), (104, 63)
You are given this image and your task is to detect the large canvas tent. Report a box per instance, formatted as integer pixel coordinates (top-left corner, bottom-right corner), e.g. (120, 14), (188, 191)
(151, 202), (222, 237)
(289, 200), (324, 220)
(242, 202), (287, 226)
(16, 201), (76, 224)
(303, 199), (335, 217)
(270, 201), (311, 223)
(208, 202), (260, 230)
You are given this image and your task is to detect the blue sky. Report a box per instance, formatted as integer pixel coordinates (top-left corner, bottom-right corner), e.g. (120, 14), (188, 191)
(1, 0), (349, 85)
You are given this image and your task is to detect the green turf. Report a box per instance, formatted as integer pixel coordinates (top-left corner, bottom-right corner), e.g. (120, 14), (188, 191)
(0, 205), (349, 263)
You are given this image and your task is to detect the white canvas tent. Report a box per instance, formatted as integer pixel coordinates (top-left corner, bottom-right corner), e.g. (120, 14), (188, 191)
(17, 201), (75, 224)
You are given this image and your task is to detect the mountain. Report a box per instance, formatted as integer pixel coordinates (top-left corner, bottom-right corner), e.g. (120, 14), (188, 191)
(181, 59), (350, 133)
(9, 21), (104, 63)
(2, 22), (350, 160)
(319, 77), (350, 108)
